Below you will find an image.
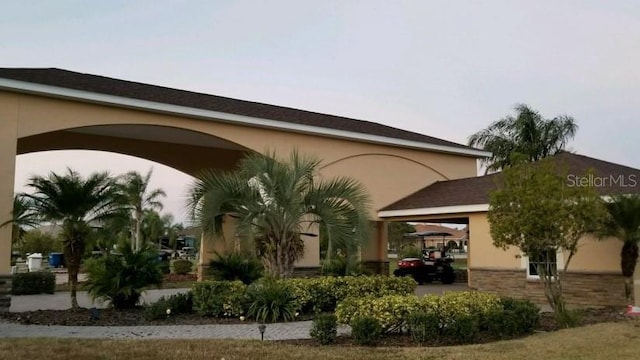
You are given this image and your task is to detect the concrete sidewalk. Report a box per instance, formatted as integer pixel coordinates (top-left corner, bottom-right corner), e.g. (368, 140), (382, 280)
(9, 288), (189, 312)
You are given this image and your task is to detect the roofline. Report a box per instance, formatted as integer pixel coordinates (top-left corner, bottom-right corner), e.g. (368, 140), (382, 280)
(0, 77), (491, 158)
(378, 193), (638, 218)
(378, 204), (490, 218)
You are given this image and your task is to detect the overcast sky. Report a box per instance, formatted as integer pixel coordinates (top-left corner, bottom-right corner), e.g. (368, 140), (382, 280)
(3, 1), (639, 223)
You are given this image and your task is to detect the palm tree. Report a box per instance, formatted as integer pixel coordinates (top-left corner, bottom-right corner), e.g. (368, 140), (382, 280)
(21, 168), (124, 308)
(120, 169), (166, 252)
(600, 194), (640, 301)
(1, 195), (40, 248)
(468, 104), (578, 173)
(188, 151), (372, 278)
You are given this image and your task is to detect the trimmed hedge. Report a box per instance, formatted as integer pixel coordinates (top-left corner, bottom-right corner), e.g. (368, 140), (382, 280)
(336, 291), (503, 334)
(12, 271), (56, 295)
(145, 292), (193, 320)
(336, 291), (540, 343)
(172, 260), (193, 275)
(191, 280), (246, 317)
(282, 275), (417, 314)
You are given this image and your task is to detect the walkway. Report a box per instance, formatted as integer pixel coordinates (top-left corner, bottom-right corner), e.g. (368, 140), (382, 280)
(0, 284), (468, 340)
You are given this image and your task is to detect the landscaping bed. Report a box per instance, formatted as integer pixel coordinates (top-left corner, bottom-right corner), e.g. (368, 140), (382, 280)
(0, 304), (630, 330)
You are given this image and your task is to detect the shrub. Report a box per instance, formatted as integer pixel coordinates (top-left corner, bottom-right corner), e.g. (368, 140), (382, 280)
(11, 271), (55, 295)
(337, 276), (417, 301)
(336, 295), (421, 333)
(351, 316), (382, 346)
(191, 280), (246, 317)
(555, 308), (582, 328)
(145, 292), (193, 320)
(172, 260), (193, 275)
(321, 256), (370, 276)
(84, 247), (163, 309)
(443, 313), (479, 344)
(310, 313), (338, 345)
(246, 278), (298, 323)
(407, 311), (441, 345)
(207, 252), (263, 284)
(502, 297), (540, 334)
(431, 291), (501, 326)
(281, 275), (417, 314)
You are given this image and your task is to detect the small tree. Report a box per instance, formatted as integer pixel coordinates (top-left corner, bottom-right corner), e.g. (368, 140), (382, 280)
(387, 222), (416, 253)
(488, 159), (606, 324)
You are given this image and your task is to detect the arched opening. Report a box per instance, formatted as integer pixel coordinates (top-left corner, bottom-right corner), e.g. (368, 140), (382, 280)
(17, 124), (251, 176)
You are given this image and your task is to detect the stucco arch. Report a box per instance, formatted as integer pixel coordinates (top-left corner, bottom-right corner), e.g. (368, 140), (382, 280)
(0, 70), (488, 282)
(17, 124), (251, 176)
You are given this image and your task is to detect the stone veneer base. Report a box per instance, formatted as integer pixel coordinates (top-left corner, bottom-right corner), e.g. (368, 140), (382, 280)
(468, 268), (629, 307)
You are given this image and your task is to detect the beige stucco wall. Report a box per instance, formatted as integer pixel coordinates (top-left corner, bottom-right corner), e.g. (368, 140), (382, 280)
(0, 90), (480, 272)
(566, 234), (622, 273)
(467, 212), (521, 269)
(468, 212), (623, 274)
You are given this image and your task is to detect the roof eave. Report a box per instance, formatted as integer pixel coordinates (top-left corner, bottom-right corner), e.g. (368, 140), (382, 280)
(0, 77), (491, 158)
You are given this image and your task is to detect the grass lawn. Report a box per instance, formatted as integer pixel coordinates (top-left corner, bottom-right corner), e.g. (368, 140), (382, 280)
(1, 321), (639, 360)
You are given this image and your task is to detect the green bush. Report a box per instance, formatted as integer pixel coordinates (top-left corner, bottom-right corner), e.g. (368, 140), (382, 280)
(337, 295), (421, 333)
(321, 256), (370, 276)
(281, 275), (417, 314)
(145, 292), (193, 320)
(246, 278), (298, 323)
(84, 247), (163, 309)
(407, 311), (441, 345)
(444, 313), (479, 344)
(172, 260), (193, 275)
(502, 297), (540, 334)
(555, 308), (582, 328)
(207, 252), (263, 284)
(11, 271), (55, 295)
(310, 313), (338, 345)
(351, 316), (382, 346)
(191, 280), (246, 317)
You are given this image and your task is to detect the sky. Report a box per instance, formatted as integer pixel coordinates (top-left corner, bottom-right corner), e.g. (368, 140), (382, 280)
(3, 1), (640, 223)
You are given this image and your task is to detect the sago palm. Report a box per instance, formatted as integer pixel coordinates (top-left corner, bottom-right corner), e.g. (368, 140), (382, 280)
(600, 194), (640, 301)
(188, 151), (371, 278)
(468, 104), (578, 173)
(22, 168), (124, 308)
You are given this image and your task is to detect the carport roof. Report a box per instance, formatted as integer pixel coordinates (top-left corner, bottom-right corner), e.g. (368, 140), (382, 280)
(380, 152), (640, 214)
(0, 67), (486, 157)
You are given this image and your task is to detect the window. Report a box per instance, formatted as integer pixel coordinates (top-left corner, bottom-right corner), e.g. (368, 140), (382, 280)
(526, 249), (558, 279)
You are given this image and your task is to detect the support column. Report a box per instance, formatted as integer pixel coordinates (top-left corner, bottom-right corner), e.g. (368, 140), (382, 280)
(0, 92), (19, 312)
(196, 215), (235, 281)
(361, 221), (389, 275)
(294, 221), (320, 277)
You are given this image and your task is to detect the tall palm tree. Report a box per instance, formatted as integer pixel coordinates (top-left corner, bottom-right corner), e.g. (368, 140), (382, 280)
(1, 195), (40, 248)
(22, 168), (124, 308)
(120, 169), (166, 252)
(188, 151), (372, 278)
(600, 194), (640, 301)
(468, 104), (578, 173)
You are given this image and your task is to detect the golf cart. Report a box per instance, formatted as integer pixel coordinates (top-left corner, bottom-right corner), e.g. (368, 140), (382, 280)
(393, 231), (456, 284)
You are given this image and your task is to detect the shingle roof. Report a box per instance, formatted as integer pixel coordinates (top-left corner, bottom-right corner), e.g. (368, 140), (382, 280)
(381, 152), (640, 212)
(0, 67), (480, 154)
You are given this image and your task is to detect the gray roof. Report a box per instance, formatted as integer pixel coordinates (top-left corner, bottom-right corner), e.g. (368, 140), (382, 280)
(0, 67), (482, 155)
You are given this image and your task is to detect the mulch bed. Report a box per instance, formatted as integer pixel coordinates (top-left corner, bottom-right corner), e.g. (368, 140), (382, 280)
(0, 305), (631, 329)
